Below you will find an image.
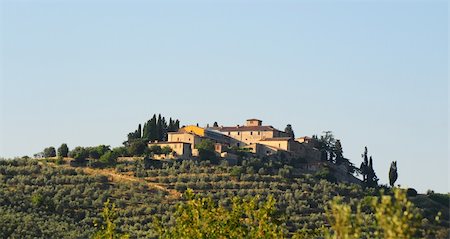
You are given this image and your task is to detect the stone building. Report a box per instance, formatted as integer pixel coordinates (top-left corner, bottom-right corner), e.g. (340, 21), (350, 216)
(148, 118), (320, 160)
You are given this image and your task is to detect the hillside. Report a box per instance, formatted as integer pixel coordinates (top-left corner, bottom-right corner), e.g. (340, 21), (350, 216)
(0, 157), (448, 238)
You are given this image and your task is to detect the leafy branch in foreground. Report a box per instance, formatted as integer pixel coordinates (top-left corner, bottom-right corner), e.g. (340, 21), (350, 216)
(93, 199), (129, 239)
(154, 189), (285, 238)
(326, 187), (422, 239)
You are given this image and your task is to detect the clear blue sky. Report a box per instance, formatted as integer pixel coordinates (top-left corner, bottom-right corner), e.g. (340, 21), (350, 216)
(0, 0), (448, 193)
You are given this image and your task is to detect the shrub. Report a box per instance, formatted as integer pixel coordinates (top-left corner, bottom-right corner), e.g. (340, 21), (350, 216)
(93, 199), (129, 239)
(406, 188), (418, 197)
(43, 147), (56, 158)
(154, 189), (284, 238)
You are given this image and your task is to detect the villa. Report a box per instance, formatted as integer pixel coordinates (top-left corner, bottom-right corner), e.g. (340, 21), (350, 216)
(148, 119), (320, 160)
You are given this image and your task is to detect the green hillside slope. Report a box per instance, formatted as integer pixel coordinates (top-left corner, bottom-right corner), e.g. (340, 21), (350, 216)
(0, 158), (448, 238)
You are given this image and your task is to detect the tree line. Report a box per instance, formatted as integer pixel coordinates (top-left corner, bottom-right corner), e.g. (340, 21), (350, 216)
(34, 114), (181, 167)
(126, 114), (180, 145)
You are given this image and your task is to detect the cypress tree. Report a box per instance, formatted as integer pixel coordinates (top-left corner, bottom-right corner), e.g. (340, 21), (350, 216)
(389, 161), (398, 187)
(142, 120), (149, 140)
(156, 114), (162, 141)
(175, 120), (180, 130)
(334, 140), (344, 164)
(149, 114), (157, 141)
(168, 118), (173, 132)
(137, 124), (142, 139)
(161, 116), (168, 141)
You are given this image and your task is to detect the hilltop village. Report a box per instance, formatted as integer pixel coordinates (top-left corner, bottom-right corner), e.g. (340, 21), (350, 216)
(148, 119), (319, 160)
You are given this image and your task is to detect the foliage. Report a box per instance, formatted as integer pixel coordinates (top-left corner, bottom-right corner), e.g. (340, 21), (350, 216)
(149, 145), (162, 155)
(428, 193), (450, 207)
(155, 189), (284, 238)
(359, 147), (378, 188)
(127, 140), (147, 156)
(112, 146), (128, 157)
(58, 143), (69, 157)
(98, 151), (118, 167)
(326, 188), (423, 239)
(43, 147), (56, 158)
(314, 167), (337, 183)
(161, 146), (172, 155)
(333, 140), (344, 165)
(326, 197), (362, 239)
(69, 146), (89, 163)
(195, 139), (218, 163)
(406, 188), (418, 197)
(373, 188), (422, 239)
(285, 124), (295, 139)
(389, 161), (398, 187)
(132, 114), (180, 144)
(0, 158), (448, 238)
(93, 199), (129, 239)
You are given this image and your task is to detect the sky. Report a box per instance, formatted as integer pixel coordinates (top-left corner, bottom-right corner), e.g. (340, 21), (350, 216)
(0, 0), (448, 193)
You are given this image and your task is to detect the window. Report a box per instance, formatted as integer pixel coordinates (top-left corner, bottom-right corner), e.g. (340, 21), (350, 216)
(258, 131), (260, 135)
(237, 132), (240, 135)
(250, 131), (253, 135)
(228, 132), (230, 135)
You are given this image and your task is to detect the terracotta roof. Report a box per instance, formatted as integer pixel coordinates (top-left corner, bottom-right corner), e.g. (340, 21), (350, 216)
(246, 118), (262, 121)
(148, 141), (191, 145)
(260, 137), (292, 141)
(219, 126), (275, 132)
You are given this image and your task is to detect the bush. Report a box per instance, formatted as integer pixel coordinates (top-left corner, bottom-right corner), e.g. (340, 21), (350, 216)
(196, 140), (218, 163)
(99, 151), (118, 167)
(55, 156), (65, 165)
(149, 145), (162, 155)
(230, 166), (243, 177)
(43, 147), (56, 158)
(407, 188), (418, 197)
(161, 146), (172, 155)
(69, 147), (89, 164)
(57, 144), (69, 157)
(314, 168), (337, 183)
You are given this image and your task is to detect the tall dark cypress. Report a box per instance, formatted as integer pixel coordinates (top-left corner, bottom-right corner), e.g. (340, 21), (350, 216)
(137, 124), (142, 139)
(149, 114), (157, 141)
(175, 120), (180, 130)
(156, 114), (162, 141)
(142, 121), (149, 140)
(161, 116), (168, 141)
(334, 140), (344, 164)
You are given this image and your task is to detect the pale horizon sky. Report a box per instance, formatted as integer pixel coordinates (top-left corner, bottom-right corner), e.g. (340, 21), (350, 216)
(0, 0), (448, 193)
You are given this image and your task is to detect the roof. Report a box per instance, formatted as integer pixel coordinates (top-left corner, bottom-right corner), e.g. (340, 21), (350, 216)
(260, 137), (292, 141)
(148, 141), (191, 145)
(219, 126), (275, 132)
(246, 118), (262, 121)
